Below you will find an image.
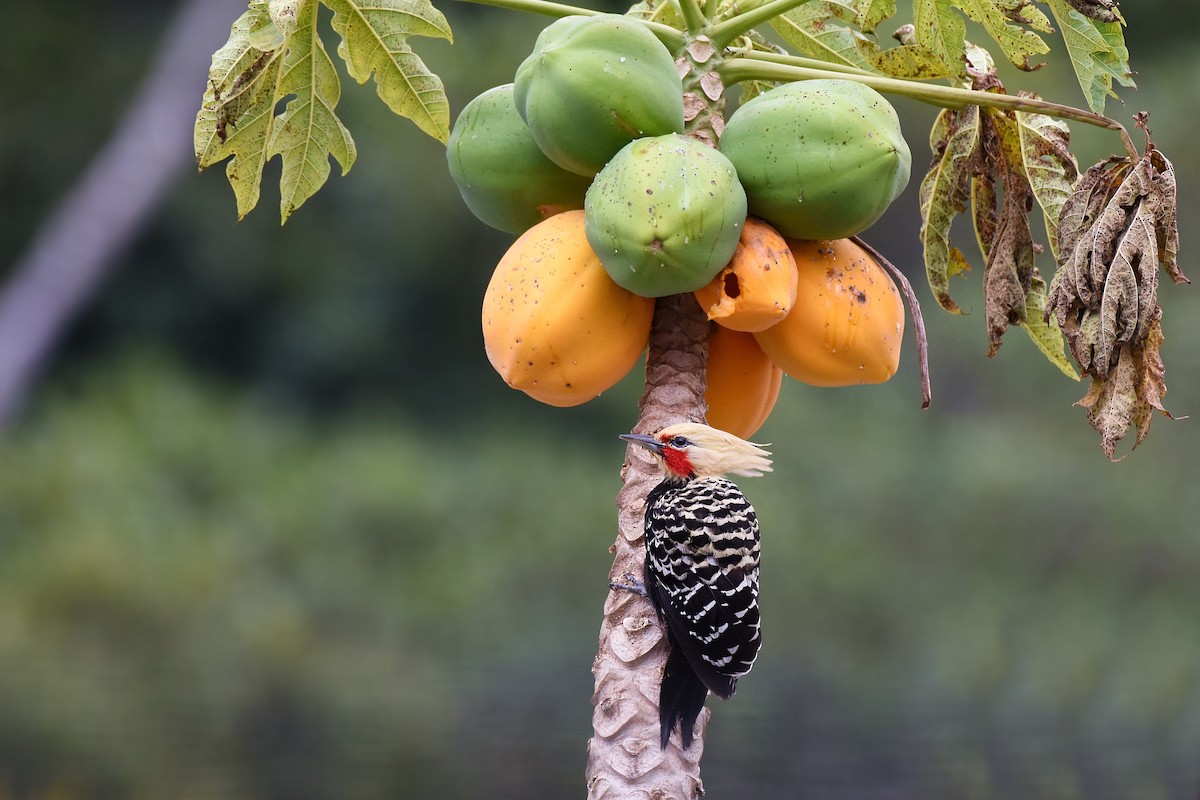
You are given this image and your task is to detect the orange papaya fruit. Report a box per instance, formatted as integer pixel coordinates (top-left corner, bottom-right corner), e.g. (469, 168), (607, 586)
(705, 324), (782, 439)
(754, 238), (904, 386)
(482, 211), (655, 406)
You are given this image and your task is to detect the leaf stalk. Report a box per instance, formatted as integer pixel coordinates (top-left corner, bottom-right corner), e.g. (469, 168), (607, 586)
(706, 0), (817, 49)
(719, 57), (1137, 157)
(673, 0), (709, 35)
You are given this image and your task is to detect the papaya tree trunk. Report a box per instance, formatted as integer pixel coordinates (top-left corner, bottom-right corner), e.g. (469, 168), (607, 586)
(585, 292), (710, 799)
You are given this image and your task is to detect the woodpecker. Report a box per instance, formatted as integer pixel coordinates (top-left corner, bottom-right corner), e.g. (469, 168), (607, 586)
(619, 422), (771, 749)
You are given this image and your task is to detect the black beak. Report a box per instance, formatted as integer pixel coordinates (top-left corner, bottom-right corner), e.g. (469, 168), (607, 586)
(620, 433), (663, 455)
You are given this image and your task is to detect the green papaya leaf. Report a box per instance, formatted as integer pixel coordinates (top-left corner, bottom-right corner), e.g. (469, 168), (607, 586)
(270, 0), (358, 222)
(627, 0), (684, 31)
(912, 0), (966, 78)
(954, 0), (1050, 70)
(919, 106), (981, 313)
(856, 0), (896, 34)
(869, 43), (955, 80)
(771, 3), (881, 71)
(326, 0), (453, 143)
(1045, 0), (1134, 114)
(196, 0), (451, 222)
(196, 2), (290, 220)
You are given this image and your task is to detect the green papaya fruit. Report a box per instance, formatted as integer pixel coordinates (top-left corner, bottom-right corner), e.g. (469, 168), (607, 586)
(513, 14), (685, 176)
(718, 80), (911, 240)
(446, 84), (593, 234)
(585, 133), (748, 298)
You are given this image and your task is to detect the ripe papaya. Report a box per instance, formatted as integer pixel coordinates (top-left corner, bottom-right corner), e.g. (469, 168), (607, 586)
(446, 84), (592, 234)
(482, 210), (655, 407)
(719, 80), (911, 241)
(513, 14), (685, 176)
(705, 324), (782, 439)
(585, 133), (747, 298)
(694, 217), (798, 332)
(753, 238), (904, 386)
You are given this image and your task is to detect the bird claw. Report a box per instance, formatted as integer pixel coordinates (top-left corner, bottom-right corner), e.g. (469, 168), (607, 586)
(609, 573), (649, 598)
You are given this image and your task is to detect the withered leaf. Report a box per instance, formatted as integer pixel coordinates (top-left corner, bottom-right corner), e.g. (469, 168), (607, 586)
(1019, 271), (1078, 378)
(919, 105), (982, 313)
(1094, 237), (1138, 377)
(1077, 313), (1175, 460)
(971, 174), (999, 260)
(1077, 344), (1138, 460)
(1049, 143), (1187, 456)
(1014, 108), (1078, 252)
(984, 185), (1037, 356)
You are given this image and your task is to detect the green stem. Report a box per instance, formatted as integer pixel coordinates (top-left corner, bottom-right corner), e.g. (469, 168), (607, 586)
(704, 0), (720, 20)
(674, 0), (709, 35)
(719, 56), (1138, 158)
(454, 0), (686, 49)
(706, 0), (816, 49)
(740, 49), (876, 77)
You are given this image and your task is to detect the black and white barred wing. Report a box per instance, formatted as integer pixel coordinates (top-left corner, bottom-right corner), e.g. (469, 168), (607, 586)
(646, 476), (762, 699)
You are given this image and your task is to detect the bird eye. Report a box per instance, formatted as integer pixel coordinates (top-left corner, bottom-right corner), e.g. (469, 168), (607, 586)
(671, 436), (690, 448)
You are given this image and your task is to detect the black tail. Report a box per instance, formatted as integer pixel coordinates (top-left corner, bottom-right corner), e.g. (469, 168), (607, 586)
(658, 645), (710, 749)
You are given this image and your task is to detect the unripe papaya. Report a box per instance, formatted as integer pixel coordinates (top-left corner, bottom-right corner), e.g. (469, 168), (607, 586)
(694, 217), (798, 332)
(754, 238), (904, 386)
(513, 14), (685, 176)
(586, 134), (747, 298)
(719, 80), (911, 241)
(482, 211), (655, 407)
(446, 84), (592, 234)
(705, 324), (782, 439)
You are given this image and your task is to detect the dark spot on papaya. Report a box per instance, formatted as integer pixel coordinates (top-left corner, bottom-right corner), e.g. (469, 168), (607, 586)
(723, 272), (741, 298)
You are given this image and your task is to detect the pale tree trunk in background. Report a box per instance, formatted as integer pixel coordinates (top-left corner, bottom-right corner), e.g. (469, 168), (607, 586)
(586, 293), (711, 798)
(0, 0), (244, 427)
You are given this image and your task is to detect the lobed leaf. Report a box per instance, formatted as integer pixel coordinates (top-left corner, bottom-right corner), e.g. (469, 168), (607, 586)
(326, 0), (453, 143)
(1015, 109), (1078, 252)
(870, 43), (955, 79)
(856, 0), (896, 33)
(955, 0), (1051, 71)
(195, 2), (289, 220)
(1045, 0), (1134, 114)
(627, 0), (685, 31)
(269, 0), (358, 222)
(919, 106), (981, 313)
(771, 3), (881, 71)
(196, 0), (453, 221)
(912, 0), (966, 78)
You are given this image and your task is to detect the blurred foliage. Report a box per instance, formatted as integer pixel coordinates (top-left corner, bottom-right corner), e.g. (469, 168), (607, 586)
(3, 1), (1200, 798)
(2, 355), (1199, 799)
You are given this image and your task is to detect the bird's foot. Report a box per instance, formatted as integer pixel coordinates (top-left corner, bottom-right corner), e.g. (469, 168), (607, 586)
(609, 573), (649, 598)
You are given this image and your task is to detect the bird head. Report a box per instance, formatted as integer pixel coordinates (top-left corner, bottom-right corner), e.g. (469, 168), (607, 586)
(620, 422), (773, 481)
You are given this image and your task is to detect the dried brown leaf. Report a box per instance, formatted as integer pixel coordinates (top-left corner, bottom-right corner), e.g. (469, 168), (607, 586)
(984, 187), (1037, 356)
(1077, 347), (1137, 460)
(1146, 148), (1186, 285)
(1094, 240), (1138, 376)
(1077, 312), (1177, 460)
(971, 174), (1000, 261)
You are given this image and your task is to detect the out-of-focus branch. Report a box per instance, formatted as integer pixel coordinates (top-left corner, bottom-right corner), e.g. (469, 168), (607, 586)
(0, 0), (244, 428)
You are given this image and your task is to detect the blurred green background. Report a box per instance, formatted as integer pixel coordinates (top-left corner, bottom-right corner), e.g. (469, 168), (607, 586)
(3, 1), (1200, 798)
